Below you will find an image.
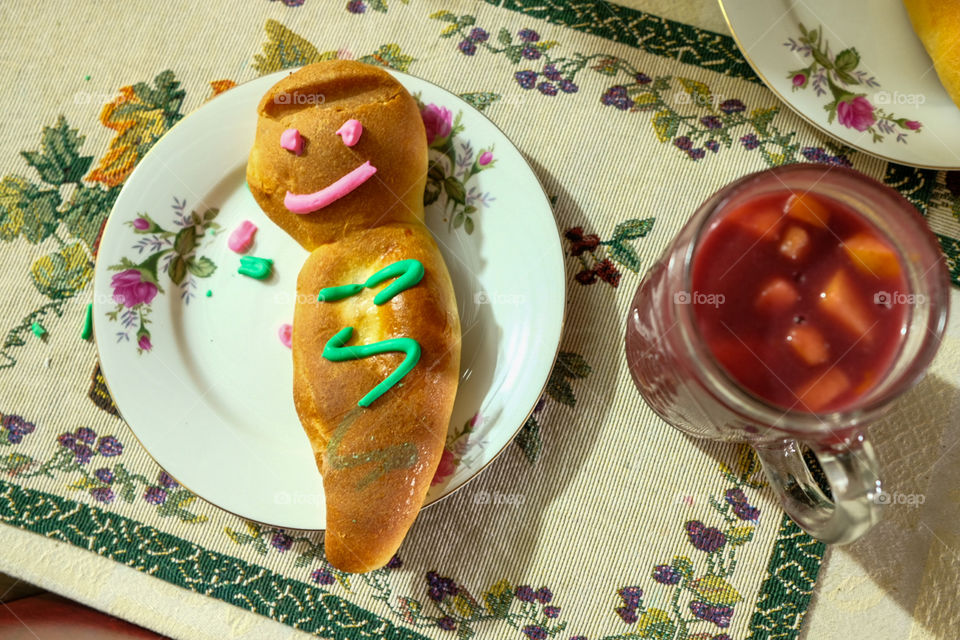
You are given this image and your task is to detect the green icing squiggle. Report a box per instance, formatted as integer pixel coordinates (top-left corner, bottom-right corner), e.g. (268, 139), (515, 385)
(322, 327), (421, 408)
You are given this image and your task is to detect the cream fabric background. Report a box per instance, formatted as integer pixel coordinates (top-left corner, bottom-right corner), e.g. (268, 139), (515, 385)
(0, 2), (956, 640)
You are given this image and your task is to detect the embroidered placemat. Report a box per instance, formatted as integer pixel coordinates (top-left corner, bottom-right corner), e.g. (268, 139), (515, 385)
(1, 2), (959, 639)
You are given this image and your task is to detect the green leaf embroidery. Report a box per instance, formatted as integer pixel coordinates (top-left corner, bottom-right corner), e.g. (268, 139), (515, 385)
(61, 184), (119, 249)
(613, 217), (655, 241)
(0, 176), (61, 244)
(678, 77), (712, 108)
(605, 240), (641, 272)
(497, 27), (512, 45)
(458, 92), (501, 112)
(20, 116), (93, 187)
(29, 242), (93, 300)
(253, 19), (322, 75)
(652, 110), (679, 143)
(555, 352), (592, 379)
(514, 415), (543, 463)
(357, 44), (416, 72)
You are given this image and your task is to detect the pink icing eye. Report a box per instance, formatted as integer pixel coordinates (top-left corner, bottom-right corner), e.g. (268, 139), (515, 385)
(278, 323), (293, 348)
(227, 220), (258, 253)
(335, 119), (363, 147)
(280, 128), (303, 155)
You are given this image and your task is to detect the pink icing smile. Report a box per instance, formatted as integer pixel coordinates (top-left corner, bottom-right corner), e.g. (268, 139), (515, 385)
(284, 161), (378, 214)
(227, 220), (258, 253)
(280, 128), (303, 155)
(278, 323), (293, 348)
(335, 119), (363, 147)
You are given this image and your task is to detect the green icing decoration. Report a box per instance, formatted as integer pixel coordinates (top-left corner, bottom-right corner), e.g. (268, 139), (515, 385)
(205, 290), (212, 298)
(317, 283), (364, 302)
(322, 327), (420, 408)
(31, 322), (46, 338)
(238, 256), (273, 280)
(81, 303), (93, 340)
(364, 259), (425, 305)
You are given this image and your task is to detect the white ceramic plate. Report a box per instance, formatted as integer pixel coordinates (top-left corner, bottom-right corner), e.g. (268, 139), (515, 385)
(720, 0), (960, 169)
(92, 69), (564, 530)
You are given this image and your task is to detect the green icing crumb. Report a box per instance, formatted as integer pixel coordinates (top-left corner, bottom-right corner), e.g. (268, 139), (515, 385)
(31, 322), (46, 338)
(206, 290), (213, 297)
(81, 303), (93, 340)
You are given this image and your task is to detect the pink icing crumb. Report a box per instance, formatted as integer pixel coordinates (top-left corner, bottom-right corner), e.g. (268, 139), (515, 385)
(227, 220), (258, 253)
(284, 161), (377, 214)
(278, 323), (293, 348)
(280, 128), (303, 155)
(335, 119), (363, 147)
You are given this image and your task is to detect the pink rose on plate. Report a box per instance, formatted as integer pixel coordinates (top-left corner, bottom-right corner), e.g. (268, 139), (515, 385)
(137, 334), (152, 352)
(836, 96), (876, 132)
(431, 449), (456, 486)
(111, 269), (158, 308)
(421, 104), (453, 145)
(904, 120), (922, 131)
(478, 151), (494, 166)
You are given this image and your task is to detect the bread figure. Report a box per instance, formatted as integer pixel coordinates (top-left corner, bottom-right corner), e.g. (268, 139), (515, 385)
(904, 0), (960, 108)
(247, 61), (461, 572)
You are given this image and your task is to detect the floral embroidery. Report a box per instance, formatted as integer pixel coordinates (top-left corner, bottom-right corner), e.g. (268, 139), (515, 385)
(606, 447), (764, 638)
(784, 24), (921, 143)
(0, 416), (205, 522)
(417, 99), (496, 234)
(104, 197), (220, 353)
(565, 218), (655, 288)
(458, 92), (502, 112)
(429, 13), (807, 166)
(253, 20), (415, 74)
(516, 351), (592, 463)
(346, 0), (407, 13)
(269, 0), (305, 6)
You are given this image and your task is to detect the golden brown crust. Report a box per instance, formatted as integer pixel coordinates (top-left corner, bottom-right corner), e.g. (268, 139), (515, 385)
(246, 60), (428, 251)
(292, 223), (460, 572)
(904, 0), (960, 108)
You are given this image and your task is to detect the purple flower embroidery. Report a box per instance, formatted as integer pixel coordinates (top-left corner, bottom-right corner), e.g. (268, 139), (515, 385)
(159, 471), (179, 488)
(144, 487), (167, 505)
(740, 134), (760, 150)
(522, 625), (547, 640)
(673, 136), (693, 150)
(346, 0), (365, 13)
(719, 99), (746, 114)
(521, 47), (541, 60)
(458, 40), (477, 56)
(97, 436), (123, 457)
(544, 606), (560, 618)
(616, 607), (638, 623)
(2, 415), (35, 444)
(426, 571), (457, 601)
(111, 269), (158, 308)
(94, 468), (114, 484)
(468, 28), (489, 42)
(74, 444), (94, 465)
(601, 86), (634, 110)
(438, 616), (456, 631)
(689, 148), (706, 160)
(518, 29), (540, 42)
(271, 532), (293, 552)
(836, 96), (876, 132)
(515, 584), (536, 602)
(652, 564), (682, 585)
(686, 520), (726, 552)
(535, 587), (553, 603)
(385, 554), (403, 569)
(311, 567), (336, 585)
(90, 487), (115, 503)
(635, 73), (652, 85)
(537, 82), (558, 96)
(76, 427), (97, 444)
(700, 115), (722, 130)
(689, 601), (733, 627)
(559, 79), (578, 94)
(543, 64), (562, 81)
(705, 140), (720, 153)
(617, 586), (642, 609)
(57, 432), (76, 449)
(515, 71), (538, 90)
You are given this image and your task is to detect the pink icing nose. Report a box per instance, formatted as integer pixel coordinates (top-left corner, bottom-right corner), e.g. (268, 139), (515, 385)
(278, 323), (293, 348)
(280, 128), (303, 155)
(228, 220), (258, 253)
(336, 119), (363, 147)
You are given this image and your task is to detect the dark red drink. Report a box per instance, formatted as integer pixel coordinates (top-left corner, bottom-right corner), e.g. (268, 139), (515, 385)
(691, 191), (909, 413)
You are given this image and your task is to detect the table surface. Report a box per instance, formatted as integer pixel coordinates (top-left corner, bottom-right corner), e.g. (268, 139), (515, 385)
(1, 1), (959, 639)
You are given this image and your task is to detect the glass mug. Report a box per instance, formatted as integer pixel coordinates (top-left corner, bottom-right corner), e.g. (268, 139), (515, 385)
(625, 164), (949, 544)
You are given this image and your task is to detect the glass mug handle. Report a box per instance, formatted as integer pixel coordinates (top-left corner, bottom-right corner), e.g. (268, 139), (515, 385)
(753, 433), (882, 544)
